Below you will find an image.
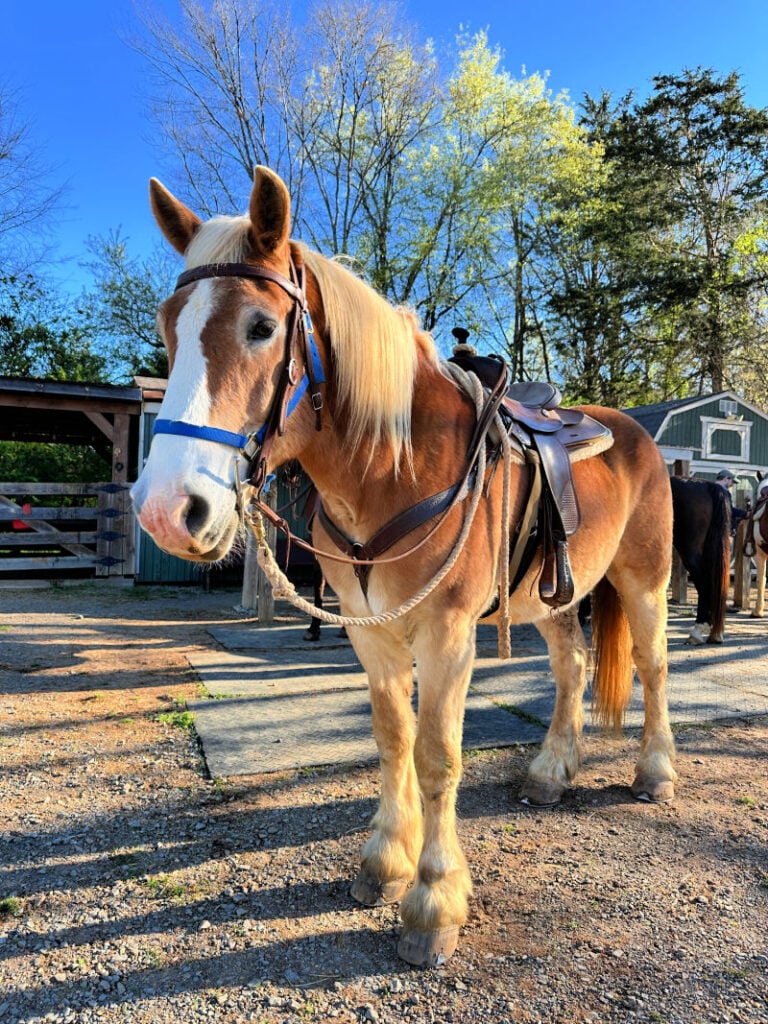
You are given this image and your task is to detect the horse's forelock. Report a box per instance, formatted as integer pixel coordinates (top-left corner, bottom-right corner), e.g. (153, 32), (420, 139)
(185, 215), (252, 267)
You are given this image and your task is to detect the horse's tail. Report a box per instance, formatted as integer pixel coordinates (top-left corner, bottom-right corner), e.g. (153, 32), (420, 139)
(704, 483), (731, 641)
(590, 576), (634, 732)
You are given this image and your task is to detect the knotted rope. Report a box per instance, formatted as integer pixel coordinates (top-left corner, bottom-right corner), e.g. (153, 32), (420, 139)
(246, 362), (514, 657)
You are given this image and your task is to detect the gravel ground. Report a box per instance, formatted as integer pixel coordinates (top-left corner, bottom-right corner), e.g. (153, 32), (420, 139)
(0, 582), (767, 1024)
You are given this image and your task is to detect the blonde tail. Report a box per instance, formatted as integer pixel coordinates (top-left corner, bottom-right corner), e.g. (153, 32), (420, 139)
(590, 577), (634, 733)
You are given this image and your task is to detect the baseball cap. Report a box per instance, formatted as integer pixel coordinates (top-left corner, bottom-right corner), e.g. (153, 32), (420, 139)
(716, 469), (734, 480)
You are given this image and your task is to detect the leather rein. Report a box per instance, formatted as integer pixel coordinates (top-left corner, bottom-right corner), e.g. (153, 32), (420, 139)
(150, 258), (513, 590)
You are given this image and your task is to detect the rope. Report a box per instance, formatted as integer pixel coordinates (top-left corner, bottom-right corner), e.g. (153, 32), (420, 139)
(246, 364), (513, 654)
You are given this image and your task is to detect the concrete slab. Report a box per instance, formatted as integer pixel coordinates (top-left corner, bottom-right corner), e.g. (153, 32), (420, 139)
(192, 648), (365, 697)
(186, 602), (768, 778)
(190, 683), (544, 777)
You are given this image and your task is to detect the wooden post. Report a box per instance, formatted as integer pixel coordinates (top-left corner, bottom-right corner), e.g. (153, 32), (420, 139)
(240, 486), (277, 621)
(670, 549), (688, 605)
(732, 519), (751, 610)
(240, 527), (259, 613)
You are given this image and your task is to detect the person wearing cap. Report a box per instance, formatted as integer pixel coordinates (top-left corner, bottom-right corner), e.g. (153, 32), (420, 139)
(715, 469), (747, 533)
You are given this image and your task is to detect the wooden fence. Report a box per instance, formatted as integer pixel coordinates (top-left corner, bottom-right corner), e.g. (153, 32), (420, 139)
(0, 482), (135, 578)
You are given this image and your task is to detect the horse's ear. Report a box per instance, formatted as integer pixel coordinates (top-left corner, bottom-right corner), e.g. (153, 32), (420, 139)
(149, 178), (202, 256)
(248, 166), (291, 260)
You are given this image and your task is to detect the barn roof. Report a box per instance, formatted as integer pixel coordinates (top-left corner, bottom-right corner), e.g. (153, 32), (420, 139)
(623, 396), (695, 438)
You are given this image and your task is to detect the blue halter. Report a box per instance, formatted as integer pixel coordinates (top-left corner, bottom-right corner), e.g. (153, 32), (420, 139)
(151, 260), (325, 487)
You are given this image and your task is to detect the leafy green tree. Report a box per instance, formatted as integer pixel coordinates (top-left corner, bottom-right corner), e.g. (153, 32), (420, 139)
(0, 274), (106, 381)
(602, 69), (768, 396)
(77, 231), (175, 380)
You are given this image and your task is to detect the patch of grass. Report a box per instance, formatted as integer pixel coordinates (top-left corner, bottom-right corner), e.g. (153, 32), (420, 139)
(501, 823), (518, 836)
(144, 875), (188, 901)
(495, 701), (546, 728)
(0, 625), (11, 632)
(81, 692), (105, 702)
(737, 795), (756, 807)
(156, 710), (195, 732)
(0, 896), (22, 919)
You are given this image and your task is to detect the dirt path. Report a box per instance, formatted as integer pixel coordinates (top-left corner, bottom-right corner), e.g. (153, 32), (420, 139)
(1, 583), (767, 1023)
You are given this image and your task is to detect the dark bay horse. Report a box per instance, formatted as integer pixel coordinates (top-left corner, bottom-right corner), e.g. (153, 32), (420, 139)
(131, 166), (677, 967)
(669, 477), (731, 644)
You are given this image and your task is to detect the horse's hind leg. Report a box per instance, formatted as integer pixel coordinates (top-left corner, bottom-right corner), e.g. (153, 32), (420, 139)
(348, 626), (422, 907)
(619, 583), (677, 802)
(520, 608), (588, 806)
(396, 619), (476, 966)
(752, 550), (766, 618)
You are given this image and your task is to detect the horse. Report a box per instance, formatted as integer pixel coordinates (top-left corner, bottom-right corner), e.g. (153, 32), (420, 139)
(131, 166), (677, 967)
(745, 478), (768, 618)
(669, 477), (731, 644)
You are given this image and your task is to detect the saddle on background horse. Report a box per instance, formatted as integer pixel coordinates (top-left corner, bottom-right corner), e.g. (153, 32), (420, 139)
(448, 346), (613, 608)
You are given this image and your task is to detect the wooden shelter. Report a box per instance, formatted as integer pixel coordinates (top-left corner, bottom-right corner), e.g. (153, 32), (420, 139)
(0, 376), (141, 578)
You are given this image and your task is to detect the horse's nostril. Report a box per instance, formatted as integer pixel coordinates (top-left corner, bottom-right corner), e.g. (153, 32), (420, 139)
(185, 495), (210, 537)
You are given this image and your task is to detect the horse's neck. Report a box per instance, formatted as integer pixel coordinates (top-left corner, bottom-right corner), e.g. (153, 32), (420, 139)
(300, 360), (474, 535)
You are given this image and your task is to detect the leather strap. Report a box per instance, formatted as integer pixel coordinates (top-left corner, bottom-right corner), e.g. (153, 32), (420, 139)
(176, 262), (305, 305)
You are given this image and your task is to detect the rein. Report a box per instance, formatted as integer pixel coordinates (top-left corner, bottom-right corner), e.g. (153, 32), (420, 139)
(152, 259), (325, 491)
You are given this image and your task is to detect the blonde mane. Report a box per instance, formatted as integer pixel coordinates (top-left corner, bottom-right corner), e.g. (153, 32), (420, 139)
(184, 214), (440, 469)
(301, 245), (441, 469)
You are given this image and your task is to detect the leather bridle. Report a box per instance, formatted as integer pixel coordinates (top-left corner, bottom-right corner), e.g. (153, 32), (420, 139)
(152, 258), (325, 494)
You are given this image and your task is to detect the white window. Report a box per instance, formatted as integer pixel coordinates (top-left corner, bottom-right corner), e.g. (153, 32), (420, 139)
(701, 416), (751, 463)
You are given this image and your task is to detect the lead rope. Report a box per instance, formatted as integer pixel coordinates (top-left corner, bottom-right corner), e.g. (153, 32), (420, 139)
(245, 364), (514, 657)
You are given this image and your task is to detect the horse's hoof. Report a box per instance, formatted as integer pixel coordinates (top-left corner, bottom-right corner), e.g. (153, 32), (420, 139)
(631, 777), (674, 803)
(351, 871), (409, 906)
(687, 623), (708, 645)
(706, 635), (723, 644)
(397, 925), (459, 967)
(750, 611), (764, 619)
(303, 630), (320, 642)
(519, 780), (564, 807)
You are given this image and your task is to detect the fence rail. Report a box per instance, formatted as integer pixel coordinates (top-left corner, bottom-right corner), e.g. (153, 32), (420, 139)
(0, 481), (135, 577)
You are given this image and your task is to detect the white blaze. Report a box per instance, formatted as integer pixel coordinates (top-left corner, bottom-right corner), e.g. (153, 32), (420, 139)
(131, 279), (237, 524)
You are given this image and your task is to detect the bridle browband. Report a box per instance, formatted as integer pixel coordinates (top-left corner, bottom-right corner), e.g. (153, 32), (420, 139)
(152, 258), (325, 493)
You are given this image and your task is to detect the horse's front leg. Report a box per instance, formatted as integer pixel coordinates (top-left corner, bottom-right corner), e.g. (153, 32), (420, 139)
(521, 609), (588, 806)
(396, 622), (475, 967)
(348, 626), (422, 907)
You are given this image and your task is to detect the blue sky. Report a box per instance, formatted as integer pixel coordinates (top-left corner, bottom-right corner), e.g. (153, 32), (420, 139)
(4, 0), (768, 297)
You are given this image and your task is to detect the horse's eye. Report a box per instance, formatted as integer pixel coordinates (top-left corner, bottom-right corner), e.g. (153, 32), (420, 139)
(246, 316), (278, 343)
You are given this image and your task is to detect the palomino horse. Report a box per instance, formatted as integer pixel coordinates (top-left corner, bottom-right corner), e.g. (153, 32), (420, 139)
(131, 166), (677, 967)
(669, 477), (731, 644)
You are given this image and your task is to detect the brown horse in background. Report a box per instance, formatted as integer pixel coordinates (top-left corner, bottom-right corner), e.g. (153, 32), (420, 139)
(131, 166), (677, 967)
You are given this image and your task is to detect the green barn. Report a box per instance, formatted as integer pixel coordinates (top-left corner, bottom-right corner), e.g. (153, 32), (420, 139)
(624, 390), (768, 502)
